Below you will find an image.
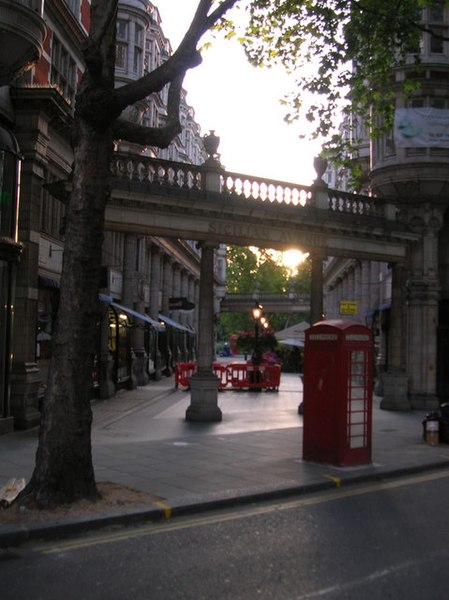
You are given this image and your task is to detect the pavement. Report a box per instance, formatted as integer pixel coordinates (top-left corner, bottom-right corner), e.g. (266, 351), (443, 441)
(2, 357), (449, 546)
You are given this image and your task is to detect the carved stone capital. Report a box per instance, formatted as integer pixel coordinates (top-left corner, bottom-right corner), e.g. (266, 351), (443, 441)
(402, 203), (445, 235)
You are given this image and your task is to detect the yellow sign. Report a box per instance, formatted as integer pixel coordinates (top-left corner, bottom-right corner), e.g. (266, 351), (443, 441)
(339, 301), (357, 315)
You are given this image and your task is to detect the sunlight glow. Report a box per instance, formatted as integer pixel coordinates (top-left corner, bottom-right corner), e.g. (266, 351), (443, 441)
(248, 246), (308, 275)
(281, 249), (308, 270)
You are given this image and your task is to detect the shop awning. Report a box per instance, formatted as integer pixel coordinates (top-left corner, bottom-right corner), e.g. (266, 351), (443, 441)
(99, 294), (163, 330)
(0, 125), (20, 156)
(38, 275), (60, 288)
(365, 302), (391, 318)
(158, 313), (191, 332)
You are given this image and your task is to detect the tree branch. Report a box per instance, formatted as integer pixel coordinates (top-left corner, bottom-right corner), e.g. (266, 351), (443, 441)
(88, 0), (118, 46)
(113, 0), (240, 111)
(112, 75), (184, 147)
(81, 0), (118, 76)
(112, 119), (182, 149)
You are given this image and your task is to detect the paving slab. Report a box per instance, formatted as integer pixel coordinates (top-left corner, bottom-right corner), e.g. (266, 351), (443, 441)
(1, 364), (449, 545)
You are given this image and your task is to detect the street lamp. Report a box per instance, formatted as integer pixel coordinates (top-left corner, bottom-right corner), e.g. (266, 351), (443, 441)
(252, 302), (263, 344)
(250, 302), (264, 389)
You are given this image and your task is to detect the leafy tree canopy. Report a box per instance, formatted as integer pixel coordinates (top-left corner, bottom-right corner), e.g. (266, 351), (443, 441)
(237, 1), (442, 164)
(219, 246), (310, 339)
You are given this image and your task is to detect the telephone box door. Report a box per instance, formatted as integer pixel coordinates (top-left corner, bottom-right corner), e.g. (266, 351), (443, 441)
(302, 320), (372, 466)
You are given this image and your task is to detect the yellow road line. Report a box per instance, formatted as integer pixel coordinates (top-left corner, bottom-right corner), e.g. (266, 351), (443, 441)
(37, 468), (449, 555)
(152, 498), (172, 519)
(323, 475), (342, 487)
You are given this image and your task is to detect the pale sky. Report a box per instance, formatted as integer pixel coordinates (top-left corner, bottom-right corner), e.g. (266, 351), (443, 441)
(156, 0), (323, 186)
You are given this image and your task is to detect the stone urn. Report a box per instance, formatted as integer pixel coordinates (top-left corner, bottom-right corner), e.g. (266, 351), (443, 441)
(203, 130), (220, 159)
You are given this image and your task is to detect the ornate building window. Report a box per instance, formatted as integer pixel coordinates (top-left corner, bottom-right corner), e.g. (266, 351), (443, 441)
(425, 3), (447, 55)
(64, 0), (80, 19)
(50, 36), (76, 104)
(134, 24), (144, 74)
(116, 19), (128, 70)
(40, 174), (65, 240)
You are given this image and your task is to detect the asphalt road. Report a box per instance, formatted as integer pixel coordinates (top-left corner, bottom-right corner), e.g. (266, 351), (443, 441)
(2, 469), (449, 600)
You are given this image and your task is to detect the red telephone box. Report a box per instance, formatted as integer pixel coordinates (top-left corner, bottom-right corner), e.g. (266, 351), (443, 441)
(302, 320), (373, 466)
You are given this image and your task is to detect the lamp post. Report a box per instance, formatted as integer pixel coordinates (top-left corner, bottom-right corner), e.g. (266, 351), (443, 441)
(250, 303), (264, 390)
(251, 302), (263, 348)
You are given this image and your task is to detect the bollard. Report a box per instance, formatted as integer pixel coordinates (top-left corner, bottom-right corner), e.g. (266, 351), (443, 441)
(423, 412), (440, 446)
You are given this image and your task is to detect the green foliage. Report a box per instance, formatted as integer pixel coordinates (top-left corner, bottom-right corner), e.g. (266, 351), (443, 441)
(225, 245), (293, 294)
(225, 246), (259, 293)
(219, 246), (311, 341)
(235, 332), (278, 353)
(242, 0), (437, 168)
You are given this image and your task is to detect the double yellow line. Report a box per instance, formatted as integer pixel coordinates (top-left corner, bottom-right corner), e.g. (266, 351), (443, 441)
(36, 468), (449, 555)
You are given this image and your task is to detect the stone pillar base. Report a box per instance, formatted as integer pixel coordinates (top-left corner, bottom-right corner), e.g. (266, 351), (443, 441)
(99, 353), (115, 399)
(133, 349), (150, 387)
(409, 393), (440, 411)
(153, 348), (162, 381)
(186, 371), (222, 422)
(128, 350), (138, 390)
(379, 372), (411, 411)
(10, 361), (41, 429)
(0, 416), (14, 435)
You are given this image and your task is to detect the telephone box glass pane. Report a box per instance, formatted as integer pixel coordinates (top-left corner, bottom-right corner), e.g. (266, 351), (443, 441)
(347, 349), (369, 448)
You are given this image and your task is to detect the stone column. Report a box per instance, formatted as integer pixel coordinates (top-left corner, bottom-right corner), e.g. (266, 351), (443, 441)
(161, 254), (172, 316)
(170, 262), (182, 364)
(347, 263), (355, 305)
(10, 137), (44, 429)
(186, 242), (222, 422)
(310, 159), (327, 323)
(193, 279), (200, 333)
(369, 261), (387, 389)
(310, 253), (324, 324)
(179, 269), (189, 360)
(185, 134), (223, 421)
(180, 269), (189, 326)
(405, 209), (441, 409)
(342, 271), (349, 305)
(324, 284), (337, 320)
(172, 262), (181, 317)
(136, 238), (150, 386)
(187, 275), (195, 330)
(160, 254), (173, 375)
(122, 234), (138, 389)
(360, 261), (370, 323)
(370, 262), (380, 308)
(190, 278), (199, 361)
(380, 263), (410, 409)
(437, 218), (449, 401)
(149, 244), (162, 380)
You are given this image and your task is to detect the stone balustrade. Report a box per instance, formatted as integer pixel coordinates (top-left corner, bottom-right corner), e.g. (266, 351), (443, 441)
(111, 153), (203, 190)
(221, 171), (313, 206)
(111, 153), (398, 221)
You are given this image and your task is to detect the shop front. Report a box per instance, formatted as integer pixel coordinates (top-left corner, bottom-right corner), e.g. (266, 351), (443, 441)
(98, 294), (164, 394)
(0, 125), (22, 434)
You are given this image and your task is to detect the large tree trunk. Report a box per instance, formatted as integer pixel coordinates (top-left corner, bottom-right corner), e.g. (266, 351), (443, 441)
(24, 122), (113, 508)
(18, 0), (239, 509)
